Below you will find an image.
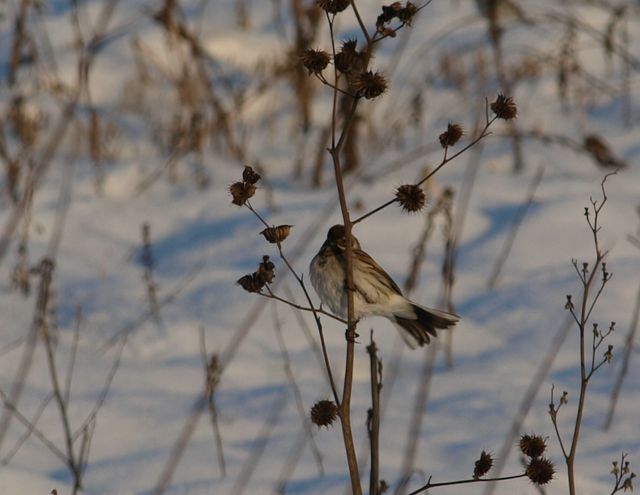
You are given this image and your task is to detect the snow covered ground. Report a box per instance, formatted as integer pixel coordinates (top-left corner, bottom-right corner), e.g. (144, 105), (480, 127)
(0, 1), (638, 494)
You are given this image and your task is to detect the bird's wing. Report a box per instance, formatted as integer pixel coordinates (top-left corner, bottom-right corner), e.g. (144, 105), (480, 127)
(352, 248), (403, 297)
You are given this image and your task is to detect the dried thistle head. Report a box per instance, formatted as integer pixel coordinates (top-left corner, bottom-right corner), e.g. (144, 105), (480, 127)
(395, 184), (426, 213)
(335, 40), (365, 75)
(260, 225), (293, 244)
(473, 450), (493, 479)
(351, 71), (388, 99)
(519, 434), (547, 459)
(310, 400), (338, 427)
(526, 457), (555, 485)
(439, 123), (464, 148)
(301, 49), (331, 75)
(491, 94), (518, 120)
(237, 274), (262, 293)
(243, 166), (261, 185)
(317, 0), (350, 14)
(376, 2), (417, 31)
(229, 181), (256, 206)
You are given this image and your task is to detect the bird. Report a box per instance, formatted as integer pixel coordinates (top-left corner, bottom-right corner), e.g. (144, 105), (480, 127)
(309, 225), (459, 348)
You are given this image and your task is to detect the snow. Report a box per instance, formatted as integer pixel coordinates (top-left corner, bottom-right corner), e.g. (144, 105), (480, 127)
(0, 1), (638, 494)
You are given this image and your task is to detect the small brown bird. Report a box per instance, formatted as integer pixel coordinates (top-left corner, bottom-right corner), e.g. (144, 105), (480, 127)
(310, 225), (459, 348)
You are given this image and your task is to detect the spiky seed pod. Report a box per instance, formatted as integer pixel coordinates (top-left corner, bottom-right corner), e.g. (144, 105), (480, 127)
(439, 123), (464, 148)
(526, 458), (555, 485)
(395, 184), (426, 213)
(398, 2), (417, 23)
(377, 2), (402, 28)
(473, 451), (494, 479)
(310, 400), (338, 427)
(377, 2), (417, 30)
(491, 94), (518, 120)
(519, 434), (547, 459)
(351, 71), (388, 99)
(260, 225), (293, 244)
(334, 40), (364, 74)
(229, 181), (256, 206)
(316, 0), (350, 14)
(242, 166), (261, 184)
(237, 274), (261, 293)
(301, 49), (331, 75)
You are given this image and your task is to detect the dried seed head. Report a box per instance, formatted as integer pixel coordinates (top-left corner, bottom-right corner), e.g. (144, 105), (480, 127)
(439, 123), (464, 148)
(491, 94), (518, 120)
(583, 134), (626, 169)
(256, 255), (275, 285)
(317, 0), (350, 14)
(310, 399), (338, 427)
(260, 225), (293, 244)
(519, 434), (547, 459)
(237, 274), (262, 293)
(473, 451), (494, 479)
(565, 294), (574, 310)
(398, 2), (417, 23)
(335, 40), (365, 75)
(526, 457), (555, 485)
(351, 71), (388, 99)
(376, 2), (417, 30)
(301, 49), (331, 75)
(604, 344), (613, 363)
(395, 184), (426, 213)
(229, 181), (256, 206)
(242, 166), (261, 185)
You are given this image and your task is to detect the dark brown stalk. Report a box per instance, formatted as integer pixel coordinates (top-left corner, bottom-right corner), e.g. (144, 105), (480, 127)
(408, 472), (527, 495)
(551, 173), (616, 495)
(367, 334), (382, 495)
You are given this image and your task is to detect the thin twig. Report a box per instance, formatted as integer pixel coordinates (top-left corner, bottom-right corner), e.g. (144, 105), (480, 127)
(199, 327), (226, 478)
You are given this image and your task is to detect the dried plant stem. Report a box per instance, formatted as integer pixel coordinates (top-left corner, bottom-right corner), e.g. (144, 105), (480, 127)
(0, 258), (54, 450)
(408, 472), (527, 495)
(353, 113), (497, 226)
(246, 202), (341, 405)
(367, 334), (382, 495)
(0, 389), (67, 464)
(199, 327), (226, 478)
(550, 173), (616, 495)
(41, 277), (84, 493)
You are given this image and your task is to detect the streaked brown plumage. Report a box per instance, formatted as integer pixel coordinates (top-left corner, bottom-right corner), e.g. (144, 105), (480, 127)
(309, 225), (459, 348)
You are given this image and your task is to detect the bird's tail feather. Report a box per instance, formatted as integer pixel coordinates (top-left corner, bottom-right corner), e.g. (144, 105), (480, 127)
(394, 304), (459, 348)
